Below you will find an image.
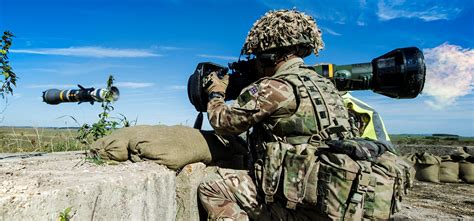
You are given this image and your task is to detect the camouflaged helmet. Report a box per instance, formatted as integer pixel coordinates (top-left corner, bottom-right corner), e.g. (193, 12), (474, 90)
(242, 9), (324, 56)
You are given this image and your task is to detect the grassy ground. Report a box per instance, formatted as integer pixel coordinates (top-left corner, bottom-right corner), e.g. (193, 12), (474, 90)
(0, 127), (84, 153)
(390, 134), (474, 146)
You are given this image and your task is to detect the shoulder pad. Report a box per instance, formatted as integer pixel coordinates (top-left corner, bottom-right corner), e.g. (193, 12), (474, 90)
(256, 76), (291, 85)
(300, 65), (317, 71)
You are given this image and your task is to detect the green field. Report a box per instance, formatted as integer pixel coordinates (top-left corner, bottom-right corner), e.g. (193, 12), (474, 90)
(0, 127), (84, 153)
(390, 134), (474, 146)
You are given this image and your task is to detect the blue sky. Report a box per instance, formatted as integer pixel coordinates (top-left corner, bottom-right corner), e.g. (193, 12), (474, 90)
(0, 0), (473, 136)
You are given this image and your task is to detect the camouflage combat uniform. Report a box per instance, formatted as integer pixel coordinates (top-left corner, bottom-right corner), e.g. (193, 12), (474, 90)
(199, 57), (352, 220)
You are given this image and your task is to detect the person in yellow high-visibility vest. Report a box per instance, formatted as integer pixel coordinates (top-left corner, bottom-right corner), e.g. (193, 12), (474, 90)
(341, 93), (391, 142)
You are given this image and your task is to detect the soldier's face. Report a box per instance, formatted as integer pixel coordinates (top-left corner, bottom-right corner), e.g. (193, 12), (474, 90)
(256, 58), (276, 77)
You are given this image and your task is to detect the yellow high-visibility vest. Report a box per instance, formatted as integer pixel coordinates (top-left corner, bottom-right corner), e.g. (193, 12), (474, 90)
(342, 93), (391, 141)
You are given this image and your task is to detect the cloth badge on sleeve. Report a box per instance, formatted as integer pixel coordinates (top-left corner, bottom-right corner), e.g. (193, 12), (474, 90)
(238, 85), (259, 107)
(248, 86), (258, 95)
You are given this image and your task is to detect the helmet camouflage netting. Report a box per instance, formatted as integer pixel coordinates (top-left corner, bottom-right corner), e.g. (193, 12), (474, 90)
(242, 9), (324, 56)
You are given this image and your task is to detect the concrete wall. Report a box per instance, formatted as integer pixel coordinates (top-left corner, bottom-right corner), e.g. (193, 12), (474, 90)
(0, 152), (177, 221)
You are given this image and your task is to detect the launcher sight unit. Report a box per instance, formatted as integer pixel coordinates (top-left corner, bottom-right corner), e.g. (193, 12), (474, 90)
(42, 85), (120, 105)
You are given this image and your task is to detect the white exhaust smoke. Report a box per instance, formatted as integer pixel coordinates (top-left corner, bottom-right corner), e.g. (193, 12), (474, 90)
(423, 43), (474, 109)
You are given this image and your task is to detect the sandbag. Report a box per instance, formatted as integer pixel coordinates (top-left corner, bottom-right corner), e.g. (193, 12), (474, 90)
(451, 151), (471, 162)
(416, 152), (440, 165)
(464, 146), (474, 156)
(404, 153), (417, 165)
(90, 126), (144, 161)
(459, 157), (474, 184)
(439, 156), (459, 183)
(414, 152), (441, 183)
(127, 125), (213, 169)
(90, 125), (246, 170)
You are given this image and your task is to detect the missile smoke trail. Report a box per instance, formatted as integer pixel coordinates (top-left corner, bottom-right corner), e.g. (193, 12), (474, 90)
(423, 43), (474, 109)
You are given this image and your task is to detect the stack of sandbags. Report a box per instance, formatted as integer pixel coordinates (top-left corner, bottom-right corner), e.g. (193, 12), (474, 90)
(405, 150), (474, 184)
(90, 125), (247, 170)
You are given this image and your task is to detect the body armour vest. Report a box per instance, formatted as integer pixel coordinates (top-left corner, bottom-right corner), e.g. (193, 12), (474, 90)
(258, 64), (353, 145)
(249, 62), (356, 208)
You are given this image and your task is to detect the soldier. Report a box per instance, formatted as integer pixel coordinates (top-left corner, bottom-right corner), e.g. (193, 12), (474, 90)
(199, 9), (356, 220)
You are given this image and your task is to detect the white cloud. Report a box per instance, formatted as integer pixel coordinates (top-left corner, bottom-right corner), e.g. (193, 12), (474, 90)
(151, 45), (191, 51)
(28, 82), (155, 89)
(258, 0), (468, 25)
(168, 85), (186, 90)
(376, 0), (462, 21)
(12, 93), (22, 99)
(321, 27), (342, 36)
(115, 82), (155, 89)
(27, 84), (77, 89)
(422, 43), (474, 109)
(197, 54), (238, 61)
(11, 46), (161, 58)
(156, 46), (182, 50)
(258, 0), (369, 25)
(356, 21), (366, 26)
(15, 62), (140, 76)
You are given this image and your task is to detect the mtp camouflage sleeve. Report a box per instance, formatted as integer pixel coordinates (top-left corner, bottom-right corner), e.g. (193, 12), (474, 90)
(207, 78), (297, 135)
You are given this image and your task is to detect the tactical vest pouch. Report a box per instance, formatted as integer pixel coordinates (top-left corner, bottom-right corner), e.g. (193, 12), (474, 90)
(350, 161), (372, 220)
(395, 157), (415, 194)
(282, 152), (308, 209)
(364, 152), (401, 219)
(282, 147), (319, 209)
(316, 152), (363, 220)
(261, 141), (291, 203)
(302, 154), (320, 206)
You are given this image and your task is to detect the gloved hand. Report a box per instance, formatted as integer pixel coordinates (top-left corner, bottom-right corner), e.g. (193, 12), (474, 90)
(326, 138), (376, 161)
(203, 71), (229, 96)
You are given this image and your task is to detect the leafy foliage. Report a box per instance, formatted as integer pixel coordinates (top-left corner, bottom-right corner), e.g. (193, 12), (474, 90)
(76, 75), (134, 145)
(58, 207), (74, 221)
(84, 154), (106, 165)
(0, 31), (17, 98)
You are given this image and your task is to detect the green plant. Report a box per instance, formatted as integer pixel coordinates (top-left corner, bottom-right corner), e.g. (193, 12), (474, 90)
(0, 31), (17, 98)
(84, 154), (106, 165)
(58, 207), (75, 221)
(76, 75), (130, 145)
(114, 113), (137, 128)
